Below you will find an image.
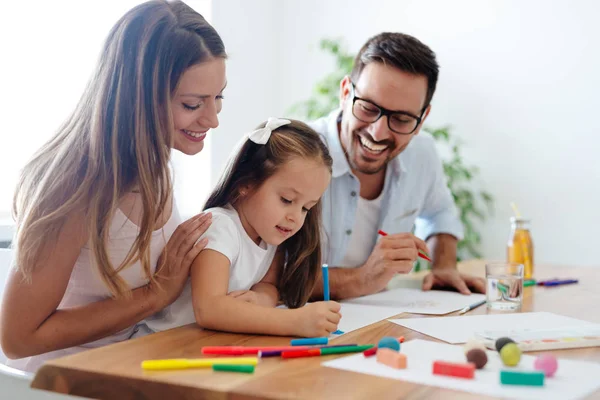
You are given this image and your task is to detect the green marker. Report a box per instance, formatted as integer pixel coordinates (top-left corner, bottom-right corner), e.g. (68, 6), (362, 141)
(320, 345), (374, 355)
(497, 282), (509, 294)
(524, 279), (536, 287)
(212, 364), (255, 374)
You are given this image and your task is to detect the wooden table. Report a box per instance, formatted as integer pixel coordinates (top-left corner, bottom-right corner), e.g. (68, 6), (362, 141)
(31, 261), (600, 399)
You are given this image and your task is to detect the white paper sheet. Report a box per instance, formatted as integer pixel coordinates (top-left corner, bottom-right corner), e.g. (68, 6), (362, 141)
(335, 303), (402, 335)
(343, 288), (486, 315)
(389, 312), (597, 344)
(323, 339), (600, 400)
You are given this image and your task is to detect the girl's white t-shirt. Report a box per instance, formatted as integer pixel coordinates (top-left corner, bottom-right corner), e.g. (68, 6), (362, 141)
(145, 204), (277, 332)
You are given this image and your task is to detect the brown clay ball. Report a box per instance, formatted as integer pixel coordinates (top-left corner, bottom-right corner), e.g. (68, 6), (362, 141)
(466, 348), (488, 369)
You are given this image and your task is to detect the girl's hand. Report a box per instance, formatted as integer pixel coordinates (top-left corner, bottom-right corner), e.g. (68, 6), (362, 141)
(294, 301), (341, 337)
(149, 212), (212, 308)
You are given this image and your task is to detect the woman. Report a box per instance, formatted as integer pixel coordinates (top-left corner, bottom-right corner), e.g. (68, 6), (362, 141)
(0, 0), (226, 372)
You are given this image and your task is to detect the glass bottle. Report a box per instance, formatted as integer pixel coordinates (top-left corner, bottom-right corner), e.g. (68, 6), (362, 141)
(507, 217), (534, 279)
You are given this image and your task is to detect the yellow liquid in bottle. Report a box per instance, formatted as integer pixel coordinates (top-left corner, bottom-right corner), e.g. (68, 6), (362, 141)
(507, 228), (534, 279)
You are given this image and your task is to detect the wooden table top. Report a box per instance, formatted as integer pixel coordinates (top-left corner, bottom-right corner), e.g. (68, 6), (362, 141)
(31, 261), (600, 399)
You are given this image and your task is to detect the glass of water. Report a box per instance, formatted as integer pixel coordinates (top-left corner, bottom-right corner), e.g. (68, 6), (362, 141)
(486, 262), (524, 311)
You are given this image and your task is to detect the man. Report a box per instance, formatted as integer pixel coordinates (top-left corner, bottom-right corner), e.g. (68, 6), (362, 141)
(309, 32), (486, 299)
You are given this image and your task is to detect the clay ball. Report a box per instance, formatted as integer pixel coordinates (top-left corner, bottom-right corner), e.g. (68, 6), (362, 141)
(499, 343), (521, 367)
(495, 336), (515, 352)
(464, 338), (487, 355)
(534, 354), (558, 377)
(466, 348), (488, 369)
(378, 336), (400, 352)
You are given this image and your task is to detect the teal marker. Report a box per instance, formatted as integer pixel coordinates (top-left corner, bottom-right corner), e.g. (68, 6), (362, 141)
(291, 337), (328, 346)
(322, 264), (330, 301)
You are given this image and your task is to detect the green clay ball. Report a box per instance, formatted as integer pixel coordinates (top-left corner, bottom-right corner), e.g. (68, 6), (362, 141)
(500, 343), (521, 366)
(495, 337), (515, 352)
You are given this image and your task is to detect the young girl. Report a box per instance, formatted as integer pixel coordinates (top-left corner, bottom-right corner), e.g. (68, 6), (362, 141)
(146, 118), (342, 337)
(1, 1), (226, 372)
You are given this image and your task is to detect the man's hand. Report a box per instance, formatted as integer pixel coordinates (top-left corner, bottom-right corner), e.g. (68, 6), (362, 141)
(422, 268), (486, 294)
(358, 233), (429, 296)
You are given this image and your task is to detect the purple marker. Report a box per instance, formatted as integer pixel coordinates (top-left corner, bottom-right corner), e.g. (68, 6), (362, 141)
(542, 279), (578, 287)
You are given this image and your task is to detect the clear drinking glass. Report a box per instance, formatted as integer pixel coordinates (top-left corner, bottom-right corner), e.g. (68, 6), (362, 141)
(486, 262), (524, 311)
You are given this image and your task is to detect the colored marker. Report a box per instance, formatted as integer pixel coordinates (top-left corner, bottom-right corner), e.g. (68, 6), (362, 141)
(202, 345), (312, 356)
(282, 349), (321, 359)
(258, 344), (358, 358)
(291, 337), (328, 346)
(524, 279), (536, 287)
(282, 345), (374, 359)
(322, 264), (343, 335)
(212, 364), (255, 374)
(320, 345), (373, 355)
(377, 230), (432, 262)
(363, 346), (378, 357)
(538, 279), (578, 287)
(141, 357), (259, 371)
(322, 264), (330, 301)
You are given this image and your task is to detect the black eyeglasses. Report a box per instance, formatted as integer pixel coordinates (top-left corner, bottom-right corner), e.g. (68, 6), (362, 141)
(350, 82), (423, 135)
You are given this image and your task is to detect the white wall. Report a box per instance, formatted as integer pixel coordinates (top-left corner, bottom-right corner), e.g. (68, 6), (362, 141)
(210, 0), (283, 185)
(212, 0), (600, 267)
(0, 1), (212, 227)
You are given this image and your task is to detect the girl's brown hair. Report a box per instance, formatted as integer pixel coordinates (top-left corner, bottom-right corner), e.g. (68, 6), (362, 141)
(12, 0), (226, 296)
(204, 120), (332, 308)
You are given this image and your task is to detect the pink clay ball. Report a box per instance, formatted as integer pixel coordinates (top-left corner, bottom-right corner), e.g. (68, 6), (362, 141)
(534, 354), (558, 377)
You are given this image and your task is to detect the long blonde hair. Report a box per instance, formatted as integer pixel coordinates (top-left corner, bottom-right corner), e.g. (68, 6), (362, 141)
(12, 0), (226, 297)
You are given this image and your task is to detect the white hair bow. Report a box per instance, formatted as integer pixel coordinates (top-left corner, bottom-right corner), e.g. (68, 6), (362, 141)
(247, 117), (291, 145)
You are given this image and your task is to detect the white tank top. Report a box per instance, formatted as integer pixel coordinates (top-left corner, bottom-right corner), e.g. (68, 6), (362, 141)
(7, 203), (181, 372)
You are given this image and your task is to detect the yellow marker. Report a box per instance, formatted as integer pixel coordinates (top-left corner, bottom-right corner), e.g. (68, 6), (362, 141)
(141, 357), (259, 371)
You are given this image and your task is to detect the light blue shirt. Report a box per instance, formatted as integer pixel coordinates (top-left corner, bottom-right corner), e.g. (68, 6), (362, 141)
(308, 110), (464, 267)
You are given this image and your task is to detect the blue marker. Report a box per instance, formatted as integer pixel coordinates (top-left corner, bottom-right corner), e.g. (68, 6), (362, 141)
(322, 264), (330, 301)
(322, 264), (344, 335)
(291, 337), (328, 346)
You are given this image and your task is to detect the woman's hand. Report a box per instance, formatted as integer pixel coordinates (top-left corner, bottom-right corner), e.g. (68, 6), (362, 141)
(149, 212), (212, 308)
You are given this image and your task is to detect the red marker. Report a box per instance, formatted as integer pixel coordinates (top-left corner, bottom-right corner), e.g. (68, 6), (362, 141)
(377, 230), (432, 262)
(281, 349), (321, 359)
(363, 347), (378, 357)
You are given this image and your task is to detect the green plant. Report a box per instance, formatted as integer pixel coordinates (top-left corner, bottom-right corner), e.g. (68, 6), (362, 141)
(288, 39), (494, 262)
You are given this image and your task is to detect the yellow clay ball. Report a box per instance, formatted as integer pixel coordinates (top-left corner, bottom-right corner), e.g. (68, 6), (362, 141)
(500, 343), (521, 366)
